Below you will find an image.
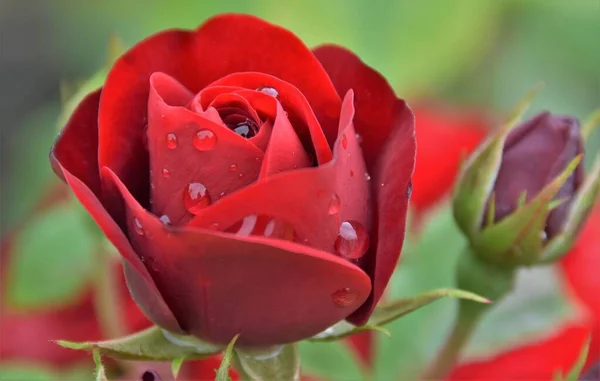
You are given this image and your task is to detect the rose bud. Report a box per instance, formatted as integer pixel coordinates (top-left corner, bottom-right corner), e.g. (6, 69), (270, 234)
(49, 15), (415, 346)
(454, 110), (600, 267)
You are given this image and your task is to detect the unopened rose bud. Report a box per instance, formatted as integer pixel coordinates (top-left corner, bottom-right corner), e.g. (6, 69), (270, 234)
(488, 112), (584, 238)
(453, 109), (599, 267)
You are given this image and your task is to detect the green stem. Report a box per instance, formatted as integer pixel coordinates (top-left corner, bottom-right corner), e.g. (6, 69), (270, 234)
(420, 302), (484, 380)
(93, 250), (126, 338)
(421, 248), (517, 380)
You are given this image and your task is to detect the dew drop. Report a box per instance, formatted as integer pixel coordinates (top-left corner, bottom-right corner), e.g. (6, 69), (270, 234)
(133, 218), (144, 235)
(334, 220), (369, 260)
(161, 168), (170, 178)
(159, 215), (171, 225)
(210, 222), (220, 230)
(193, 129), (216, 151)
(257, 86), (279, 98)
(328, 193), (341, 215)
(364, 173), (371, 181)
(331, 288), (358, 308)
(166, 133), (178, 149)
(219, 191), (226, 197)
(229, 164), (238, 172)
(341, 134), (348, 149)
(236, 215), (258, 236)
(406, 182), (413, 198)
(183, 182), (211, 213)
(355, 133), (363, 144)
(264, 219), (276, 237)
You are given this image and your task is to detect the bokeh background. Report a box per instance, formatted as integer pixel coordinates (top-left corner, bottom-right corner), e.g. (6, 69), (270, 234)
(0, 1), (598, 380)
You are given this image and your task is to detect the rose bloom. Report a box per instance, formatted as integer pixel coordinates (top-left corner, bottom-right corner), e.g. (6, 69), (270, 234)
(50, 14), (415, 346)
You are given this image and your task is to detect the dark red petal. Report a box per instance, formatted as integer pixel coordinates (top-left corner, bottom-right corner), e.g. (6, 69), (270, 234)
(188, 91), (371, 256)
(98, 14), (341, 199)
(206, 72), (334, 164)
(313, 46), (416, 323)
(147, 73), (264, 225)
(259, 102), (312, 178)
(448, 323), (597, 381)
(52, 160), (182, 333)
(50, 89), (103, 196)
(103, 167), (371, 346)
(411, 104), (488, 213)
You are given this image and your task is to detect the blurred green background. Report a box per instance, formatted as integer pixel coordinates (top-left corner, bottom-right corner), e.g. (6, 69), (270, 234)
(1, 0), (598, 234)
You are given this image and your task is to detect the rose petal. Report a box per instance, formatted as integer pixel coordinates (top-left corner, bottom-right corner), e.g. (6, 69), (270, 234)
(147, 73), (265, 225)
(561, 207), (600, 321)
(259, 102), (312, 178)
(448, 323), (596, 381)
(207, 72), (334, 164)
(50, 89), (103, 197)
(411, 104), (488, 213)
(313, 45), (416, 323)
(55, 165), (182, 333)
(103, 167), (372, 346)
(188, 91), (371, 258)
(98, 14), (341, 201)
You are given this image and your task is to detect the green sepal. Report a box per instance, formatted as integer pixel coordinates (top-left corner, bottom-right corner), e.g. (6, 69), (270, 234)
(541, 155), (600, 263)
(55, 326), (224, 361)
(171, 355), (186, 379)
(471, 155), (582, 266)
(235, 344), (299, 381)
(93, 350), (108, 381)
(216, 335), (238, 381)
(453, 84), (543, 237)
(309, 288), (488, 342)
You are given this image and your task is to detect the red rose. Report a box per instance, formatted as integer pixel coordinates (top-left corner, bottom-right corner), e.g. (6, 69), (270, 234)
(50, 14), (415, 346)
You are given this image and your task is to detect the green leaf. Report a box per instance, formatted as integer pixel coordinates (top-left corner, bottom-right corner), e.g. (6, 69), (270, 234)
(562, 338), (590, 381)
(171, 355), (186, 379)
(56, 326), (224, 361)
(7, 203), (97, 309)
(235, 344), (299, 381)
(216, 334), (238, 381)
(93, 350), (108, 381)
(299, 341), (366, 381)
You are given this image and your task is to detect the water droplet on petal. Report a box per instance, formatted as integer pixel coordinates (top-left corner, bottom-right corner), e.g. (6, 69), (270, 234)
(328, 193), (341, 215)
(355, 133), (363, 144)
(406, 182), (413, 198)
(159, 215), (171, 225)
(331, 288), (358, 307)
(236, 215), (258, 236)
(229, 164), (238, 172)
(257, 86), (279, 97)
(334, 220), (369, 260)
(219, 191), (226, 197)
(264, 219), (276, 237)
(161, 168), (170, 178)
(364, 173), (371, 181)
(341, 134), (348, 149)
(183, 182), (211, 213)
(238, 173), (243, 178)
(133, 218), (144, 235)
(166, 133), (177, 149)
(193, 129), (216, 151)
(210, 222), (220, 230)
